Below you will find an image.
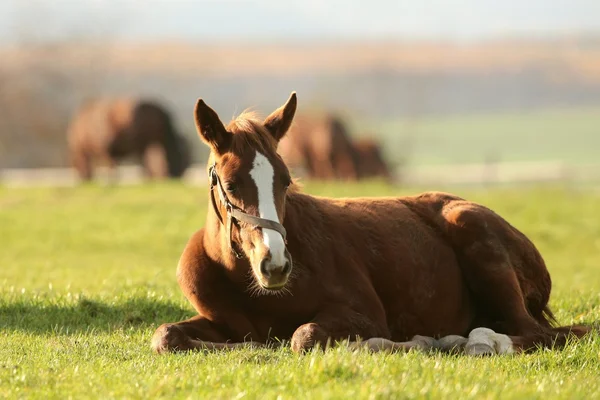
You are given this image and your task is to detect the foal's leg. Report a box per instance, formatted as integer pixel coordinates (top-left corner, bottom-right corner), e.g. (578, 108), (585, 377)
(444, 327), (548, 355)
(152, 315), (263, 353)
(442, 204), (543, 336)
(434, 328), (515, 355)
(290, 306), (392, 353)
(439, 203), (592, 350)
(347, 335), (449, 353)
(153, 236), (268, 354)
(348, 329), (517, 356)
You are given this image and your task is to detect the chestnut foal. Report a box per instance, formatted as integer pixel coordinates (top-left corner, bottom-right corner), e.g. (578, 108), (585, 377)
(152, 92), (589, 355)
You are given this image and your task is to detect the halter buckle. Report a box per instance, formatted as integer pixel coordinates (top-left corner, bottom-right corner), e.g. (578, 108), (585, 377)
(208, 163), (218, 187)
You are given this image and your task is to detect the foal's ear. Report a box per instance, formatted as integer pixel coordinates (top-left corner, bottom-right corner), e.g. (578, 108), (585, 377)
(194, 99), (232, 154)
(263, 92), (297, 142)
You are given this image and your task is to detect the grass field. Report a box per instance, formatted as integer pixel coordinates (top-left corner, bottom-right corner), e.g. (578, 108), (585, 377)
(353, 106), (600, 167)
(1, 182), (600, 399)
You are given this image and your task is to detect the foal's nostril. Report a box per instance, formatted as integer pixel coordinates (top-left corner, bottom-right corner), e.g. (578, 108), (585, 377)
(260, 258), (270, 277)
(282, 261), (291, 275)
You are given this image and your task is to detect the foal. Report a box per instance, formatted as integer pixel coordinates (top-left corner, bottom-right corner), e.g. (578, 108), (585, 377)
(152, 92), (589, 355)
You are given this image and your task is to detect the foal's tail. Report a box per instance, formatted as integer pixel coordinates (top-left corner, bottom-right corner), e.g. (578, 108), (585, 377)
(515, 305), (593, 351)
(514, 324), (592, 352)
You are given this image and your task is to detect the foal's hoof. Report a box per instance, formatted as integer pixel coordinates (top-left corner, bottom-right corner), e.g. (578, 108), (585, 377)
(464, 327), (515, 356)
(348, 338), (397, 353)
(465, 343), (496, 356)
(291, 323), (329, 353)
(411, 335), (439, 351)
(437, 335), (468, 353)
(151, 324), (192, 354)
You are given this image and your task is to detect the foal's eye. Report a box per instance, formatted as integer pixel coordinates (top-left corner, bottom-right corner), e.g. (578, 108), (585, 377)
(282, 176), (292, 189)
(225, 181), (238, 193)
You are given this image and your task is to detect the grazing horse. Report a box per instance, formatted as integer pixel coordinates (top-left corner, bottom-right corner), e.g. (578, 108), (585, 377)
(353, 137), (392, 181)
(152, 92), (589, 355)
(278, 114), (359, 180)
(67, 98), (191, 181)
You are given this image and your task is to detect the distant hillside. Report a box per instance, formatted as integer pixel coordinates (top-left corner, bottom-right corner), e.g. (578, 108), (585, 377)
(4, 39), (600, 79)
(3, 40), (600, 116)
(1, 39), (600, 168)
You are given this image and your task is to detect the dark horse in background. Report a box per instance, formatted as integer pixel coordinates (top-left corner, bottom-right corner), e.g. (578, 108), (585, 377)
(67, 98), (191, 181)
(152, 92), (590, 355)
(278, 114), (391, 181)
(352, 137), (392, 181)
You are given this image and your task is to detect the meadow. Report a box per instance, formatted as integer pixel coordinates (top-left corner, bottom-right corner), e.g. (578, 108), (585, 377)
(354, 106), (600, 167)
(1, 182), (600, 399)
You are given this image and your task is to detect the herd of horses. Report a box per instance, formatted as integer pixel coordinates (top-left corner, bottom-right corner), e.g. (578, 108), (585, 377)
(68, 93), (591, 356)
(67, 98), (391, 183)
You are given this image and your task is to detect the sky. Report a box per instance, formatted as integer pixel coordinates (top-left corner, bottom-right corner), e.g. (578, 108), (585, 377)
(1, 0), (600, 44)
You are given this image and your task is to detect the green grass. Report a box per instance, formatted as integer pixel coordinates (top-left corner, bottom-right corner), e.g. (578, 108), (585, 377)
(1, 182), (600, 399)
(352, 106), (600, 166)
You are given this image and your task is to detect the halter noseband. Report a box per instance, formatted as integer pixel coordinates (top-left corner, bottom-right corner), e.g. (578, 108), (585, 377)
(208, 162), (288, 259)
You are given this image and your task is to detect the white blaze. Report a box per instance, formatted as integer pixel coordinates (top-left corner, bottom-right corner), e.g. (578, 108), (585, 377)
(249, 152), (287, 266)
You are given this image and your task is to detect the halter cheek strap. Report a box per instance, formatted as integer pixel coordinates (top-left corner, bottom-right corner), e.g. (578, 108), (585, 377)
(208, 163), (287, 259)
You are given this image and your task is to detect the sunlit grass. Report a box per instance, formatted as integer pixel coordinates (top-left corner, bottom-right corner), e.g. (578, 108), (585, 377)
(1, 182), (599, 399)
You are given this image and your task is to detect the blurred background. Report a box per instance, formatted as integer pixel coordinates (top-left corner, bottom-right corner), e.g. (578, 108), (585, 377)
(1, 0), (599, 186)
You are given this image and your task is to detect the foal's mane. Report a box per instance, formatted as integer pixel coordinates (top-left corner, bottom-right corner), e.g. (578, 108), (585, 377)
(226, 110), (276, 155)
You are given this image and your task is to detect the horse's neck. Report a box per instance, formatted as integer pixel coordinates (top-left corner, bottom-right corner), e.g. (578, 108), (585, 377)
(283, 190), (322, 236)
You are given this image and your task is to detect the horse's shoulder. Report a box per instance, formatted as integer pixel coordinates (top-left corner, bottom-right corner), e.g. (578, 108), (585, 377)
(176, 228), (210, 277)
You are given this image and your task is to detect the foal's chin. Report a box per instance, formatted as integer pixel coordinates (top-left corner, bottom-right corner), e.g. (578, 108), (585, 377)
(256, 275), (290, 292)
(260, 281), (288, 291)
(249, 270), (292, 295)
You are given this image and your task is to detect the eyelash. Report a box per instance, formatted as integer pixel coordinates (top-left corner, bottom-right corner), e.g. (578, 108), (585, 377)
(225, 182), (238, 193)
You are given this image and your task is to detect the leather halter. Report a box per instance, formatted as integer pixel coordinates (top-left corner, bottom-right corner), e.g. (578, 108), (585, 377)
(208, 162), (288, 259)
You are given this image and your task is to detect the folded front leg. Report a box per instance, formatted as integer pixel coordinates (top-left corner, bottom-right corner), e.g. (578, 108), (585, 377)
(290, 307), (389, 353)
(348, 335), (443, 353)
(152, 315), (264, 353)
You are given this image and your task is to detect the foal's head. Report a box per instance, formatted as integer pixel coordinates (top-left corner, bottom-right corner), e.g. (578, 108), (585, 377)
(194, 92), (297, 291)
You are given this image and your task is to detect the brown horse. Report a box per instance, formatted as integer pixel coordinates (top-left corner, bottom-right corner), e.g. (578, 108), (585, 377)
(152, 92), (589, 355)
(67, 98), (191, 181)
(278, 114), (359, 180)
(353, 137), (392, 181)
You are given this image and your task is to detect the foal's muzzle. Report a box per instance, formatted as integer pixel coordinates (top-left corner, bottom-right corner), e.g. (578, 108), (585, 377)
(257, 250), (292, 290)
